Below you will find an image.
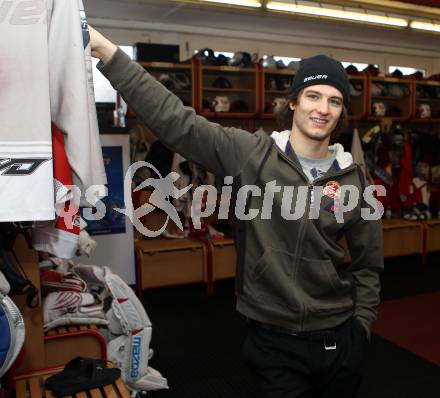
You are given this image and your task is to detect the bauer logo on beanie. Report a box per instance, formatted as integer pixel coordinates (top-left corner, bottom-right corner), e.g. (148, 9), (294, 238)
(289, 54), (350, 108)
(304, 74), (328, 83)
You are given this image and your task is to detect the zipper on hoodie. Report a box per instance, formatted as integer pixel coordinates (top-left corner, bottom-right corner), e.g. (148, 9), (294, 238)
(276, 146), (360, 330)
(294, 182), (314, 331)
(297, 166), (359, 329)
(277, 148), (359, 330)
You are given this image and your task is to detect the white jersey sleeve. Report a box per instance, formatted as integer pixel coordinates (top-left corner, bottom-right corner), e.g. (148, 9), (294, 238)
(47, 0), (107, 205)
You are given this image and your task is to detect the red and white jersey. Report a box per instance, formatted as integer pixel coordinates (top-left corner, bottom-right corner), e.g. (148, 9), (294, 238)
(0, 0), (106, 222)
(32, 125), (80, 259)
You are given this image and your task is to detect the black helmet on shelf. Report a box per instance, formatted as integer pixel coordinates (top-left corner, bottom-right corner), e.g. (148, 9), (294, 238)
(229, 52), (253, 67)
(212, 76), (233, 89)
(213, 53), (230, 66)
(194, 48), (216, 65)
(287, 60), (300, 72)
(388, 84), (404, 98)
(345, 64), (359, 75)
(261, 55), (276, 69)
(363, 64), (380, 76)
(349, 81), (362, 97)
(275, 60), (286, 69)
(371, 82), (387, 96)
(174, 73), (191, 89)
(391, 69), (403, 78)
(410, 71), (424, 80)
(158, 74), (176, 90)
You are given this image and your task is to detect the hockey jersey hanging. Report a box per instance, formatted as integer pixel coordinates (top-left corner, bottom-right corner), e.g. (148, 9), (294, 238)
(0, 0), (106, 222)
(399, 135), (415, 209)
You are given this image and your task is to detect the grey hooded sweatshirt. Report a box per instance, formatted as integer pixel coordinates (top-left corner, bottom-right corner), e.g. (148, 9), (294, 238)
(98, 49), (384, 338)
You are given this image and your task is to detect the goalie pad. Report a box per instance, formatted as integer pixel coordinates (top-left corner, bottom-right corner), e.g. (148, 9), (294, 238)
(107, 332), (168, 392)
(43, 291), (108, 331)
(40, 270), (87, 295)
(72, 263), (109, 300)
(39, 257), (73, 274)
(0, 294), (25, 378)
(73, 264), (168, 392)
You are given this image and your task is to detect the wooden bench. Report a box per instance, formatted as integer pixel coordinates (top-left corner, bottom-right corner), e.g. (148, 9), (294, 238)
(210, 238), (236, 282)
(15, 362), (130, 398)
(423, 219), (440, 253)
(382, 219), (424, 259)
(44, 325), (107, 368)
(135, 238), (208, 295)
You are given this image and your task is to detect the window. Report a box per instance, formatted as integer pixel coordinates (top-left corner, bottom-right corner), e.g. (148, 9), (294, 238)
(388, 65), (425, 77)
(214, 51), (234, 58)
(273, 56), (301, 64)
(92, 45), (134, 103)
(194, 50), (234, 58)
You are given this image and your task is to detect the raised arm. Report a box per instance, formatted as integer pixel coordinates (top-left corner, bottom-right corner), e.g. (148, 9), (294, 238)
(89, 27), (266, 177)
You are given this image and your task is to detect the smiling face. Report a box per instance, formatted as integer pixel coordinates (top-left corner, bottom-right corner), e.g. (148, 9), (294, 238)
(290, 85), (343, 143)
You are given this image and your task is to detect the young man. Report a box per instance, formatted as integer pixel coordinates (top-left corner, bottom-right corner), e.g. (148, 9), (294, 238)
(90, 27), (383, 397)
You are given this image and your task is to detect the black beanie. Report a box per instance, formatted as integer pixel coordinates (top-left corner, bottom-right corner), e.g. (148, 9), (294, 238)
(288, 54), (350, 108)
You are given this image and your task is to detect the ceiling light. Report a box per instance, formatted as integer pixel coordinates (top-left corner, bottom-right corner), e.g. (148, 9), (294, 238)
(410, 20), (440, 33)
(266, 1), (408, 28)
(199, 0), (261, 7)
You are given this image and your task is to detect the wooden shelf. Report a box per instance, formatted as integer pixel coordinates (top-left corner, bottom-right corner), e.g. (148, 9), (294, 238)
(367, 116), (410, 122)
(129, 58), (440, 125)
(139, 61), (191, 69)
(371, 96), (409, 100)
(372, 77), (410, 83)
(410, 118), (440, 123)
(263, 68), (296, 75)
(265, 90), (289, 94)
(203, 88), (254, 93)
(416, 98), (440, 102)
(415, 80), (440, 87)
(348, 114), (367, 121)
(202, 65), (256, 73)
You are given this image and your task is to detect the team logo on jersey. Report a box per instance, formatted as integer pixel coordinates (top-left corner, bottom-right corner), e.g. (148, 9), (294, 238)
(0, 158), (50, 176)
(323, 181), (341, 199)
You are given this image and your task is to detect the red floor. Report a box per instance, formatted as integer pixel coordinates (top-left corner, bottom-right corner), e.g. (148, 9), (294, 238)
(373, 292), (440, 366)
